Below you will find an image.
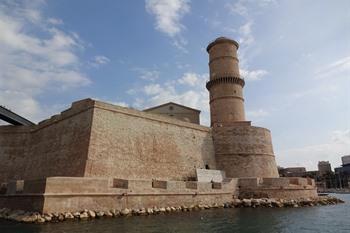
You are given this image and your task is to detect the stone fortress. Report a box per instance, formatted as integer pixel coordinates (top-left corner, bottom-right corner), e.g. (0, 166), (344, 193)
(0, 37), (317, 214)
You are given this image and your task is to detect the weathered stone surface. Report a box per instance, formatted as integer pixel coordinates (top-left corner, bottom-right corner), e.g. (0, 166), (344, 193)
(79, 212), (89, 220)
(105, 211), (113, 217)
(37, 216), (46, 223)
(64, 212), (74, 220)
(196, 169), (226, 182)
(120, 209), (130, 216)
(87, 210), (96, 218)
(96, 211), (105, 218)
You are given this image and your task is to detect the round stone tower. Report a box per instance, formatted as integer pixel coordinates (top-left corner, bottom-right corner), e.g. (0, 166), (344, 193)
(207, 37), (279, 178)
(206, 37), (245, 127)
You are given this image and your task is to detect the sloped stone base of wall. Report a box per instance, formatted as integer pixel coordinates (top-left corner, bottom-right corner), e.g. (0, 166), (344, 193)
(0, 177), (238, 213)
(238, 177), (318, 199)
(0, 176), (319, 220)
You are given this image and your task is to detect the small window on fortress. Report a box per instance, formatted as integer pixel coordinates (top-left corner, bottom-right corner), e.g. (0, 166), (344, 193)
(205, 164), (210, 169)
(169, 114), (174, 117)
(169, 106), (174, 110)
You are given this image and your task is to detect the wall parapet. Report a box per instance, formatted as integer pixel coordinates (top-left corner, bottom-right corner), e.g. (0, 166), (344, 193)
(92, 100), (210, 132)
(238, 177), (315, 190)
(2, 177), (238, 196)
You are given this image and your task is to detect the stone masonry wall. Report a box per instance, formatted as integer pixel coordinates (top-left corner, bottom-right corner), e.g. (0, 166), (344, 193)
(85, 100), (216, 181)
(0, 99), (94, 184)
(213, 125), (279, 178)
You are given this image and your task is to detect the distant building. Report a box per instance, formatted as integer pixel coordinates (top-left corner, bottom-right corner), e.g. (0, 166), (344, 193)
(334, 155), (350, 188)
(143, 102), (200, 124)
(305, 170), (318, 179)
(341, 155), (350, 166)
(318, 161), (332, 176)
(278, 167), (306, 177)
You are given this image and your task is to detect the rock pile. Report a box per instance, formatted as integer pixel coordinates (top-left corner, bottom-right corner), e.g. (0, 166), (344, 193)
(0, 196), (344, 224)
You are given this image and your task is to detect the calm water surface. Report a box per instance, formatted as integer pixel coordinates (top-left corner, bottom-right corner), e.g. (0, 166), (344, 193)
(1, 194), (349, 233)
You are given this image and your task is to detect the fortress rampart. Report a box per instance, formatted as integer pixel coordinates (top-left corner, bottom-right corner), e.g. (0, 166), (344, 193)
(0, 177), (237, 213)
(0, 99), (215, 184)
(86, 100), (215, 181)
(0, 37), (319, 216)
(0, 102), (93, 184)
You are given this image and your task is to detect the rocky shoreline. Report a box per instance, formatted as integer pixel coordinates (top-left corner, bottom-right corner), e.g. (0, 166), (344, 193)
(0, 196), (344, 224)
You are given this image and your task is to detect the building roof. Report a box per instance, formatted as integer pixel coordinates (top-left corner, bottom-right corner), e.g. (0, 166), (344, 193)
(206, 36), (239, 52)
(143, 102), (201, 113)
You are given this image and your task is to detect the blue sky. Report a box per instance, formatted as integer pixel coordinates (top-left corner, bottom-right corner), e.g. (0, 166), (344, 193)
(0, 0), (349, 170)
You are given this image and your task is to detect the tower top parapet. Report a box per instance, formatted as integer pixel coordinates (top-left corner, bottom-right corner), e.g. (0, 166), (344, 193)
(206, 37), (239, 52)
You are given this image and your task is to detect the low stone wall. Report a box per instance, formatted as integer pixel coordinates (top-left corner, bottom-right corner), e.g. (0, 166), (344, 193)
(0, 176), (318, 213)
(238, 177), (317, 199)
(0, 177), (238, 213)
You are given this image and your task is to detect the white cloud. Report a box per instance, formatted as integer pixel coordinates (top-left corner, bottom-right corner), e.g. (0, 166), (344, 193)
(226, 0), (278, 79)
(129, 71), (210, 125)
(145, 0), (190, 37)
(314, 56), (350, 79)
(246, 109), (269, 119)
(134, 68), (160, 81)
(89, 55), (110, 67)
(145, 0), (190, 50)
(93, 55), (110, 65)
(0, 1), (90, 122)
(277, 129), (350, 170)
(178, 72), (207, 86)
(291, 84), (338, 100)
(240, 68), (268, 81)
(226, 0), (277, 17)
(48, 17), (63, 25)
(238, 21), (254, 46)
(111, 101), (129, 107)
(226, 0), (248, 17)
(144, 83), (163, 95)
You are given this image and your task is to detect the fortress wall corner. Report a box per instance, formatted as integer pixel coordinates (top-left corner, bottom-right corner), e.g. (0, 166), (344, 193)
(0, 99), (95, 184)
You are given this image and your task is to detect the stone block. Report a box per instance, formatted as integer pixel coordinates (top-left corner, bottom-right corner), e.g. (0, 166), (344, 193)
(112, 179), (128, 189)
(307, 178), (315, 186)
(185, 181), (198, 189)
(0, 183), (7, 194)
(23, 179), (46, 193)
(289, 178), (300, 185)
(212, 182), (222, 189)
(44, 177), (110, 194)
(126, 180), (152, 192)
(6, 180), (24, 194)
(262, 178), (290, 187)
(152, 180), (167, 189)
(196, 169), (226, 182)
(222, 178), (238, 191)
(238, 178), (259, 188)
(297, 178), (308, 186)
(197, 182), (212, 192)
(166, 181), (186, 191)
